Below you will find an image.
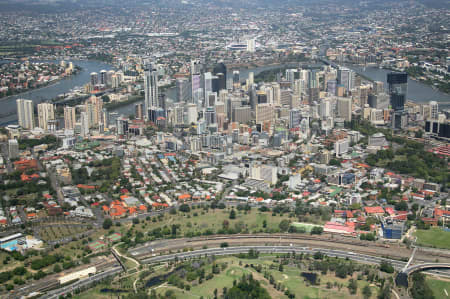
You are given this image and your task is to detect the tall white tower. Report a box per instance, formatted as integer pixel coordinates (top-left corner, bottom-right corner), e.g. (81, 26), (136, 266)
(144, 64), (159, 119)
(16, 99), (35, 130)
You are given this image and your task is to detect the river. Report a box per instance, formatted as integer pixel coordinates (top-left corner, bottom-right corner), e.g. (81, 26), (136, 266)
(0, 60), (114, 126)
(348, 65), (450, 109)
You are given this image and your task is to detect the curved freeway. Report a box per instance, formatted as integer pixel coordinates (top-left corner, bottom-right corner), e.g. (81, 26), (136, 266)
(140, 245), (450, 279)
(404, 263), (450, 274)
(129, 234), (450, 264)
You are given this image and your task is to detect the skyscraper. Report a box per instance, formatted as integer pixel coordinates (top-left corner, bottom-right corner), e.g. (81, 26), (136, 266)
(285, 69), (297, 86)
(102, 108), (109, 129)
(100, 70), (107, 85)
(248, 72), (254, 85)
(337, 97), (352, 121)
(8, 139), (19, 159)
(289, 108), (301, 128)
(176, 78), (189, 102)
(212, 62), (227, 91)
(144, 64), (159, 118)
(430, 101), (439, 120)
(387, 73), (407, 111)
(80, 111), (89, 137)
(191, 60), (202, 104)
(327, 80), (337, 95)
(368, 93), (390, 110)
(90, 72), (98, 86)
(203, 72), (213, 95)
(387, 72), (408, 129)
(337, 67), (355, 93)
(246, 38), (255, 53)
(249, 85), (257, 111)
(64, 106), (76, 130)
(37, 103), (55, 131)
(186, 103), (198, 125)
(232, 70), (240, 90)
(135, 103), (143, 120)
(16, 99), (35, 130)
(85, 96), (103, 128)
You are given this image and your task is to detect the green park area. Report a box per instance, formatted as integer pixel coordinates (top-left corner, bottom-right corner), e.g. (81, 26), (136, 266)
(74, 253), (382, 299)
(414, 228), (450, 250)
(426, 277), (450, 298)
(120, 205), (299, 246)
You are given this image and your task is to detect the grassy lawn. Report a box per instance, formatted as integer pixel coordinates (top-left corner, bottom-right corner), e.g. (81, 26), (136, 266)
(39, 225), (88, 242)
(153, 256), (379, 299)
(72, 285), (117, 299)
(131, 208), (293, 239)
(414, 228), (450, 250)
(426, 277), (450, 298)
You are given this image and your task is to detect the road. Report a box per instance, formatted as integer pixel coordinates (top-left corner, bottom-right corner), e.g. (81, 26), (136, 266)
(140, 245), (450, 278)
(128, 233), (450, 264)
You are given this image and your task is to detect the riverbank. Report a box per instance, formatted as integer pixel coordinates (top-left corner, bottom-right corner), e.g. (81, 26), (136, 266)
(105, 95), (144, 111)
(345, 63), (450, 106)
(0, 65), (82, 101)
(347, 63), (450, 96)
(0, 59), (114, 126)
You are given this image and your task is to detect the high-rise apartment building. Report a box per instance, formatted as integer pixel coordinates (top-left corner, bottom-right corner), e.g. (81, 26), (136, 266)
(337, 67), (355, 93)
(176, 78), (190, 102)
(85, 96), (103, 128)
(337, 97), (352, 121)
(256, 103), (274, 124)
(8, 139), (19, 159)
(135, 103), (143, 120)
(368, 93), (390, 110)
(246, 38), (255, 53)
(64, 106), (76, 130)
(90, 72), (98, 86)
(430, 101), (439, 120)
(37, 103), (55, 131)
(80, 111), (89, 137)
(144, 64), (159, 118)
(16, 99), (35, 130)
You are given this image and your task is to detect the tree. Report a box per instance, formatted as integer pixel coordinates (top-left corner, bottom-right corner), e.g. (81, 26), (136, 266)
(395, 200), (408, 211)
(348, 278), (358, 295)
(377, 283), (391, 299)
(12, 266), (27, 276)
(363, 285), (372, 299)
(311, 226), (324, 235)
(53, 264), (62, 273)
(379, 261), (394, 273)
(262, 219), (267, 228)
(329, 159), (341, 166)
(279, 219), (290, 232)
(179, 204), (190, 213)
(171, 224), (178, 236)
(103, 218), (112, 229)
(226, 274), (271, 299)
(229, 209), (236, 219)
(410, 272), (434, 299)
